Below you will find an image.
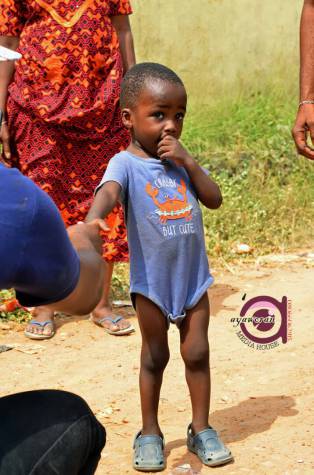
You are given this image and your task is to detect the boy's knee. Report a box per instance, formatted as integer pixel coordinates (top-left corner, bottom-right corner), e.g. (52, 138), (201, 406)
(181, 345), (209, 369)
(142, 349), (170, 373)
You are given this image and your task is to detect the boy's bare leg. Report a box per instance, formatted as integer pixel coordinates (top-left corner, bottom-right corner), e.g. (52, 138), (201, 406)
(180, 293), (210, 434)
(136, 294), (169, 436)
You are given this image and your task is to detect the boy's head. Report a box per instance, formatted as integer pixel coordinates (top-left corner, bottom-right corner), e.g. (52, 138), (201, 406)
(120, 63), (185, 109)
(120, 63), (187, 157)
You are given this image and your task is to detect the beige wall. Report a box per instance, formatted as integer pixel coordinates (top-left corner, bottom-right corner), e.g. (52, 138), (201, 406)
(130, 0), (303, 102)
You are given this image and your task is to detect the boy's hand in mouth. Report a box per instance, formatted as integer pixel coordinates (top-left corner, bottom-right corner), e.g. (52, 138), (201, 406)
(157, 135), (193, 167)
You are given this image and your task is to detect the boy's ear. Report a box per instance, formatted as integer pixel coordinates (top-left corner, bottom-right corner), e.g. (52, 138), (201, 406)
(121, 108), (132, 129)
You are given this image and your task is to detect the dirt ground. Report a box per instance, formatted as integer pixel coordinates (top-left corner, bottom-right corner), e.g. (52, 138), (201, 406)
(1, 258), (314, 475)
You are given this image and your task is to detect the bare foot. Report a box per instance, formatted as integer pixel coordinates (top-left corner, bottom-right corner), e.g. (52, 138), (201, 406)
(24, 307), (55, 339)
(90, 305), (134, 334)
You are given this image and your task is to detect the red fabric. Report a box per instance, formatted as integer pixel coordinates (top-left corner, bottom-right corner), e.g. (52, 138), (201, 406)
(1, 0), (132, 261)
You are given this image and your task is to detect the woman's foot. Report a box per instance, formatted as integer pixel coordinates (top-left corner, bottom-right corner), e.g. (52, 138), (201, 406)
(24, 307), (55, 340)
(90, 305), (134, 335)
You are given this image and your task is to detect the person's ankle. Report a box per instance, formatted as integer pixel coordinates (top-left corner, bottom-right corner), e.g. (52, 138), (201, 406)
(31, 309), (54, 320)
(190, 422), (210, 435)
(141, 426), (163, 437)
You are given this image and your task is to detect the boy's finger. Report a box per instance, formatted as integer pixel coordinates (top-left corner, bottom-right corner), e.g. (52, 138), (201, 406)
(159, 152), (173, 160)
(161, 134), (175, 141)
(157, 135), (174, 149)
(97, 220), (110, 232)
(90, 218), (110, 232)
(157, 144), (172, 155)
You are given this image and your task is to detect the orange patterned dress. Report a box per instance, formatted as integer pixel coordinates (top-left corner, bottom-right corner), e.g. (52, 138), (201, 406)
(0, 0), (132, 262)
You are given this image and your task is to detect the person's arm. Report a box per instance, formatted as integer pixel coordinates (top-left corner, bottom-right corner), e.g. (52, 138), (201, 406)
(111, 15), (136, 74)
(46, 221), (108, 315)
(0, 36), (19, 162)
(85, 180), (122, 222)
(157, 135), (222, 209)
(292, 0), (314, 160)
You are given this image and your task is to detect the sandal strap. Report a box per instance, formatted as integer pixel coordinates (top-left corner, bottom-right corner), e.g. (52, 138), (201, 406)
(28, 320), (53, 327)
(96, 316), (123, 325)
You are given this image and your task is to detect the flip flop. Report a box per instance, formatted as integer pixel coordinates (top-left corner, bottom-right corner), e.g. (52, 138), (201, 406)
(89, 315), (135, 335)
(187, 423), (233, 467)
(24, 320), (55, 340)
(133, 431), (165, 472)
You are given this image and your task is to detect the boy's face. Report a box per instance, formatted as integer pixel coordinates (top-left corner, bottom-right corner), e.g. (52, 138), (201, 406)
(122, 80), (187, 157)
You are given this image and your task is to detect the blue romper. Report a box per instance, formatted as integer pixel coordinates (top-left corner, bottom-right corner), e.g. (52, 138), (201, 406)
(99, 151), (213, 326)
(0, 164), (80, 307)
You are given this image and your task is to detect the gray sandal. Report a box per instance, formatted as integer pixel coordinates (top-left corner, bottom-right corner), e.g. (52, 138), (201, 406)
(133, 431), (165, 472)
(187, 423), (233, 467)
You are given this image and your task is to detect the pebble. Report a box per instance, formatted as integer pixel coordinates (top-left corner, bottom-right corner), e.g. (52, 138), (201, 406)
(169, 464), (200, 474)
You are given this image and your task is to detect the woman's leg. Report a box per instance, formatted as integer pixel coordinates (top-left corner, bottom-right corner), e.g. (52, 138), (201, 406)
(26, 262), (132, 338)
(92, 261), (134, 333)
(135, 294), (170, 435)
(25, 306), (55, 338)
(0, 390), (106, 475)
(180, 293), (211, 434)
(90, 261), (133, 333)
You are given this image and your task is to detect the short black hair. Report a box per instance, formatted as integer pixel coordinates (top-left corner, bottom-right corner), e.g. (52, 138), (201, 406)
(120, 62), (185, 108)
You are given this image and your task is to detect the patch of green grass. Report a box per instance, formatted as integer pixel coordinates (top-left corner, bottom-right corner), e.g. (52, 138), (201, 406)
(110, 263), (130, 300)
(182, 90), (314, 258)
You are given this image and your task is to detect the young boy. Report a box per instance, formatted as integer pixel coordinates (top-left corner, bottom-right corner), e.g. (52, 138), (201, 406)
(86, 63), (233, 471)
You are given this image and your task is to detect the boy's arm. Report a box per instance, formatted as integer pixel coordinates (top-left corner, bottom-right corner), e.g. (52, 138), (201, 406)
(292, 0), (314, 159)
(85, 181), (122, 222)
(157, 135), (222, 209)
(52, 180), (121, 313)
(111, 15), (136, 74)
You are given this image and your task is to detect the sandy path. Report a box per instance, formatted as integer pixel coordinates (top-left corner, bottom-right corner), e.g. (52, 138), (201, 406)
(1, 260), (313, 474)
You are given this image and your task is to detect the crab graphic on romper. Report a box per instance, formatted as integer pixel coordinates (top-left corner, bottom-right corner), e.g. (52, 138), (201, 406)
(146, 178), (193, 223)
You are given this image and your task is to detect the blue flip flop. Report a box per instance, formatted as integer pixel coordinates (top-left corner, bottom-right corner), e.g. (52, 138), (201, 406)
(133, 431), (165, 472)
(187, 423), (233, 467)
(90, 315), (135, 335)
(24, 320), (55, 340)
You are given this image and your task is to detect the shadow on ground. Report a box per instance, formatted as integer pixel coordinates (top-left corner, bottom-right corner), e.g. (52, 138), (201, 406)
(165, 395), (297, 472)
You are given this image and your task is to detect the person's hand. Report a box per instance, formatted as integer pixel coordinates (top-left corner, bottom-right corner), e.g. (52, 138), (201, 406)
(292, 103), (314, 160)
(157, 135), (193, 167)
(0, 122), (11, 166)
(67, 219), (110, 255)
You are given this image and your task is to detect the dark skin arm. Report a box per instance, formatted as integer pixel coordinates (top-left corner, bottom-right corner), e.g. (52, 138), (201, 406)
(292, 0), (314, 159)
(0, 36), (19, 163)
(111, 15), (136, 74)
(157, 135), (223, 209)
(85, 181), (121, 222)
(45, 220), (108, 315)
